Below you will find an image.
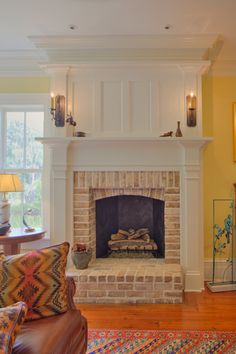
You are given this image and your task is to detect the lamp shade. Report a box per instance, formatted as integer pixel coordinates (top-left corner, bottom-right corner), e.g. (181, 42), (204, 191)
(0, 174), (23, 193)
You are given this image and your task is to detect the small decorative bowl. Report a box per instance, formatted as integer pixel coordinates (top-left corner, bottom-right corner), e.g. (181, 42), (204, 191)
(71, 249), (92, 269)
(73, 131), (86, 137)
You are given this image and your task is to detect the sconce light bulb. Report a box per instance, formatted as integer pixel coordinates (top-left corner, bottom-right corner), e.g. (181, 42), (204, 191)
(186, 92), (197, 127)
(50, 93), (55, 110)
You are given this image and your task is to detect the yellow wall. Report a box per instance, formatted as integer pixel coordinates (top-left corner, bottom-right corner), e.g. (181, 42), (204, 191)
(203, 75), (236, 258)
(0, 77), (50, 93)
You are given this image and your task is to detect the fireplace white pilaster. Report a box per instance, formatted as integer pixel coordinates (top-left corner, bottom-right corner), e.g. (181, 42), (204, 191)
(179, 140), (206, 291)
(37, 136), (212, 292)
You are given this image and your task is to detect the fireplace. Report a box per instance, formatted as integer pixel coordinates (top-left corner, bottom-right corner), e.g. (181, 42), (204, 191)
(96, 195), (164, 258)
(38, 136), (211, 298)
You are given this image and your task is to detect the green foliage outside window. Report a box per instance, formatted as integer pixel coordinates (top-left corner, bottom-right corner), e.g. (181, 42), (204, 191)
(4, 111), (43, 228)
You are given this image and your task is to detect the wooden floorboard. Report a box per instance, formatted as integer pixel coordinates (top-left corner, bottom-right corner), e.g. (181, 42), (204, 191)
(77, 286), (236, 330)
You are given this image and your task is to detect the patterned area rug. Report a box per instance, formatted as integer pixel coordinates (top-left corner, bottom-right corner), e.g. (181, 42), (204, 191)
(87, 329), (236, 353)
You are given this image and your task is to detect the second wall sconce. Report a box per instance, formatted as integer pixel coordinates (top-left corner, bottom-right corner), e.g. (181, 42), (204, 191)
(186, 92), (197, 127)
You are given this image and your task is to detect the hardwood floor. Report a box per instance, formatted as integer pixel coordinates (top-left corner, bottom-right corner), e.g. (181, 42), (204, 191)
(77, 286), (236, 331)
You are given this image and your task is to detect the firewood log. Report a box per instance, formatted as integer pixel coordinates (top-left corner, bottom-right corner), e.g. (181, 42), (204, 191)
(111, 233), (127, 241)
(142, 234), (150, 242)
(128, 228), (150, 239)
(128, 228), (135, 235)
(118, 229), (130, 237)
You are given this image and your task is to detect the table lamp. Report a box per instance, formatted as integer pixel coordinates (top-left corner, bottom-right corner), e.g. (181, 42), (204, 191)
(0, 174), (23, 235)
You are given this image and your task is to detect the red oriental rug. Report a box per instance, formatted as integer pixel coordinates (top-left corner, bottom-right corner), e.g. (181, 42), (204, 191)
(87, 329), (236, 353)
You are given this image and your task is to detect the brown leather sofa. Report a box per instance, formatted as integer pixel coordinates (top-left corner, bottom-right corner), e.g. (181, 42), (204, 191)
(12, 277), (88, 354)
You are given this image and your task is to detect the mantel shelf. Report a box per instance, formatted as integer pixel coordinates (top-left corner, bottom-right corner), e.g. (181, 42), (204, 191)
(36, 136), (213, 146)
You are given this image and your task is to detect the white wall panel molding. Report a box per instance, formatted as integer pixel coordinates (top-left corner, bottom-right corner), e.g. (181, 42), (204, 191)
(183, 164), (201, 180)
(66, 61), (209, 138)
(52, 167), (68, 180)
(179, 138), (211, 291)
(36, 139), (70, 246)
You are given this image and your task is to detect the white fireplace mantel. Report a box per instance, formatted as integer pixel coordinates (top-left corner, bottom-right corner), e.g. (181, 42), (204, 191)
(37, 136), (212, 170)
(36, 136), (212, 143)
(37, 135), (212, 292)
(36, 136), (212, 158)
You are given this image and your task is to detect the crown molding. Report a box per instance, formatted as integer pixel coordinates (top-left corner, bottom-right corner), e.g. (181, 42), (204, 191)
(29, 34), (218, 50)
(40, 60), (211, 78)
(177, 61), (211, 75)
(40, 64), (71, 76)
(0, 35), (219, 75)
(28, 34), (218, 64)
(0, 50), (48, 76)
(42, 48), (210, 63)
(209, 59), (236, 76)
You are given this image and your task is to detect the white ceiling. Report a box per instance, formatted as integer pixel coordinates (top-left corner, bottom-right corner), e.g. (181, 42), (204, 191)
(1, 0), (236, 72)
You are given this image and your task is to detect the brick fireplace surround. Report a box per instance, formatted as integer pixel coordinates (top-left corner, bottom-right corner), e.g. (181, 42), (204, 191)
(69, 170), (183, 304)
(73, 171), (180, 263)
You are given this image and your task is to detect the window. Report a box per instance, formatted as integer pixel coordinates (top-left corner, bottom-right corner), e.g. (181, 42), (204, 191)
(0, 107), (44, 228)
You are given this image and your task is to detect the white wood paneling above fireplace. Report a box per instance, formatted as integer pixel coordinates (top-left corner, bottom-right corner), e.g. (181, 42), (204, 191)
(68, 62), (207, 139)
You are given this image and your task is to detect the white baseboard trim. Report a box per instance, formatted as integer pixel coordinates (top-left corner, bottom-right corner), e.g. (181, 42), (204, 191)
(184, 271), (204, 292)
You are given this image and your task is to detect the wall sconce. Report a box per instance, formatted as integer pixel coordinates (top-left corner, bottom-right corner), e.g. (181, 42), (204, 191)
(186, 92), (197, 127)
(50, 93), (77, 127)
(50, 94), (65, 127)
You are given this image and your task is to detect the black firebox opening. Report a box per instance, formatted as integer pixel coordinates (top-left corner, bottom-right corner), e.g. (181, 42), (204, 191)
(96, 195), (164, 258)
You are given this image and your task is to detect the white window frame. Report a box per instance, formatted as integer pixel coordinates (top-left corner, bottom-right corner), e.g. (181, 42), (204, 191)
(0, 93), (50, 248)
